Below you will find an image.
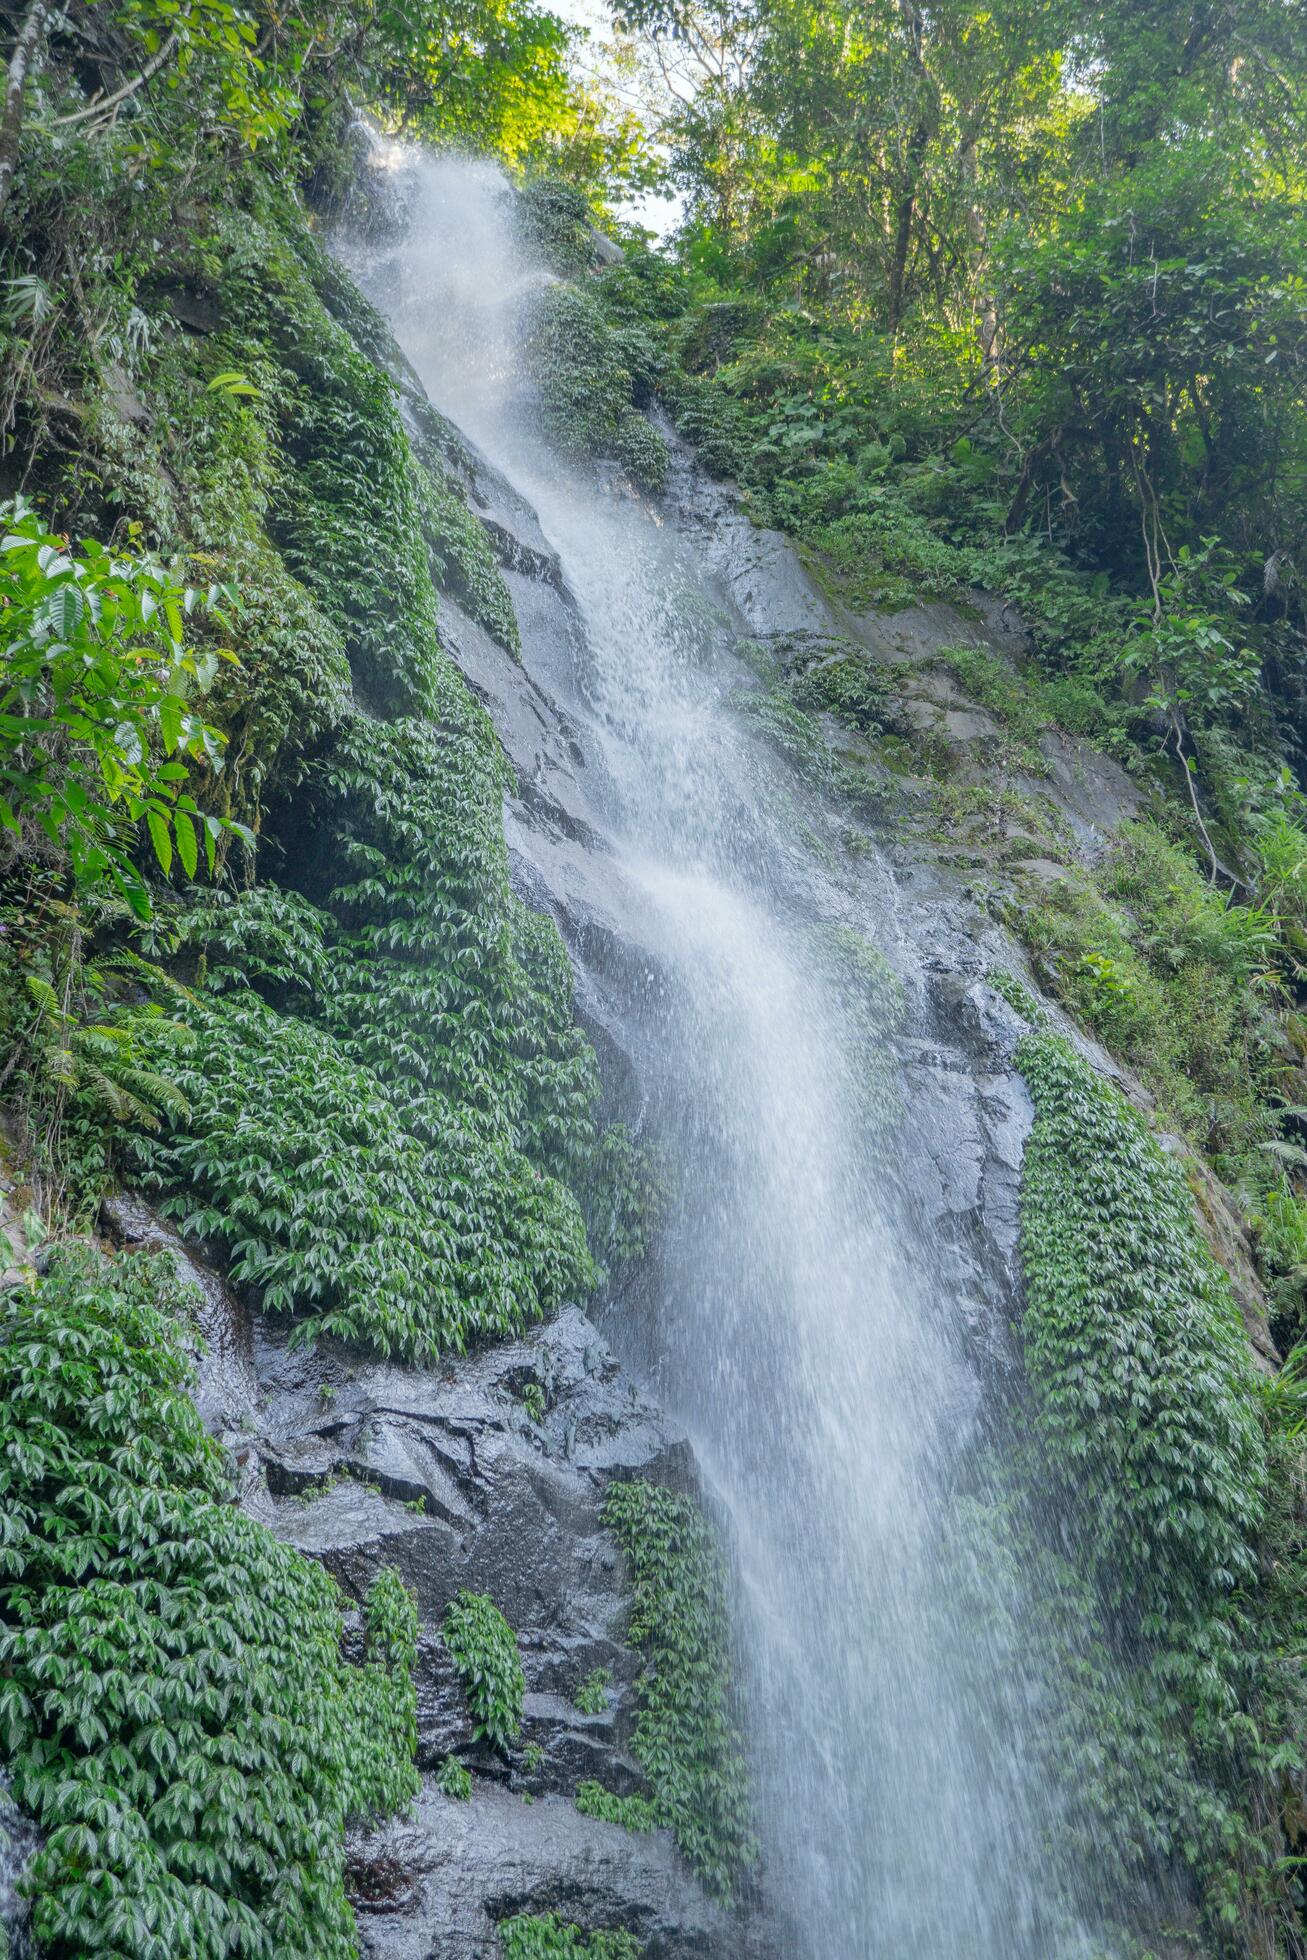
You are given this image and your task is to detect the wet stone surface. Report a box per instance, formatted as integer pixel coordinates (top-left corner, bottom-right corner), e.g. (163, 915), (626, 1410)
(102, 1197), (745, 1956)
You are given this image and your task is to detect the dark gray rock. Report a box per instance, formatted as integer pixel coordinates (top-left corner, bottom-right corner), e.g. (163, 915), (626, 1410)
(101, 1192), (260, 1433)
(261, 1307), (734, 1951)
(100, 1193), (736, 1954)
(348, 1782), (736, 1959)
(0, 1772), (40, 1960)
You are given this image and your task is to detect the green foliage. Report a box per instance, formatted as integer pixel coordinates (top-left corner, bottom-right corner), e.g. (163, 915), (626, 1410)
(0, 1245), (418, 1959)
(580, 1123), (667, 1271)
(0, 892), (193, 1217)
(435, 1755), (473, 1800)
(200, 542), (353, 829)
(989, 1031), (1307, 1950)
(986, 967), (1044, 1024)
(788, 643), (904, 737)
(525, 286), (668, 490)
(109, 326), (608, 1355)
(411, 447), (522, 657)
(1014, 822), (1283, 1161)
(301, 712), (600, 1173)
(520, 1380), (547, 1423)
(574, 1779), (658, 1831)
(814, 924), (904, 1125)
(728, 650), (894, 817)
(1249, 807), (1307, 984)
(573, 1668), (611, 1715)
(442, 1591), (525, 1754)
(0, 503), (250, 916)
(1251, 1181), (1307, 1353)
(498, 1910), (641, 1959)
(122, 983), (594, 1360)
(515, 178), (601, 275)
(1017, 1030), (1265, 1623)
(368, 0), (577, 165)
(264, 274), (445, 719)
(930, 644), (1051, 758)
(813, 506), (967, 611)
(1, 192), (619, 1335)
(1120, 541), (1262, 730)
(594, 1480), (756, 1899)
(730, 682), (834, 789)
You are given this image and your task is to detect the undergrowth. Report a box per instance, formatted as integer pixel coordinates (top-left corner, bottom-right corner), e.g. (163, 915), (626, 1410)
(524, 285), (668, 491)
(1012, 821), (1286, 1165)
(498, 1911), (641, 1958)
(991, 1032), (1306, 1953)
(0, 1246), (418, 1959)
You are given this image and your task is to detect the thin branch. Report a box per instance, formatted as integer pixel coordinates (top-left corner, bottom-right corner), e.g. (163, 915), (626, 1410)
(49, 32), (179, 129)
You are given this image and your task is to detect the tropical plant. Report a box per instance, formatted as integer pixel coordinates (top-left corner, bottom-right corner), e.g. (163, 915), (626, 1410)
(572, 1667), (611, 1715)
(583, 1480), (757, 1899)
(0, 1245), (419, 1958)
(498, 1911), (642, 1958)
(0, 502), (250, 916)
(442, 1590), (525, 1753)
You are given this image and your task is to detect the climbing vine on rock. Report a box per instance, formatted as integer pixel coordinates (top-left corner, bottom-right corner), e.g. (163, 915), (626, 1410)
(999, 1031), (1306, 1952)
(524, 285), (668, 491)
(442, 1591), (525, 1753)
(589, 1480), (756, 1900)
(123, 985), (594, 1360)
(1017, 1030), (1265, 1626)
(498, 1911), (641, 1958)
(0, 1246), (418, 1959)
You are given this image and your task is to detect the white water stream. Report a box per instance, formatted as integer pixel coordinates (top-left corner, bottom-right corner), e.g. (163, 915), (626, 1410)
(347, 153), (1102, 1959)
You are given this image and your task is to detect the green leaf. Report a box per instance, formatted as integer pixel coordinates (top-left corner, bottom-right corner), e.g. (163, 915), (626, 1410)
(146, 807), (172, 875)
(174, 808), (198, 880)
(206, 370), (262, 398)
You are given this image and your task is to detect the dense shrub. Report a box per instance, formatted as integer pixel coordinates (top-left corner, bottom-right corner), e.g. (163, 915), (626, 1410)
(305, 713), (600, 1173)
(0, 1246), (418, 1959)
(1015, 822), (1282, 1160)
(1017, 1030), (1265, 1622)
(993, 1031), (1305, 1951)
(524, 286), (668, 490)
(124, 986), (594, 1360)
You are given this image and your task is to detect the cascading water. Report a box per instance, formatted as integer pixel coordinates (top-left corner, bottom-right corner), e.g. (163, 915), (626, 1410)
(344, 152), (1104, 1959)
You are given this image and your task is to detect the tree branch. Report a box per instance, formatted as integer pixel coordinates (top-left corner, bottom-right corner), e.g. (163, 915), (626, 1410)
(48, 31), (179, 129)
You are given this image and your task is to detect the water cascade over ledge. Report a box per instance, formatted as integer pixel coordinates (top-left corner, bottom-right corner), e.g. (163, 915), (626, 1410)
(342, 150), (1106, 1960)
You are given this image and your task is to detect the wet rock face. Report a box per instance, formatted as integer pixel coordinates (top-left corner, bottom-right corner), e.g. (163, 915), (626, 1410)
(102, 1199), (739, 1957)
(0, 1772), (40, 1959)
(347, 1784), (733, 1959)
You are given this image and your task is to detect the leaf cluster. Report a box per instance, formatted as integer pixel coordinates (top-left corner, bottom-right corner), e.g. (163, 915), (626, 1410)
(524, 285), (669, 491)
(0, 1245), (418, 1959)
(442, 1590), (525, 1754)
(498, 1910), (642, 1959)
(586, 1480), (757, 1899)
(0, 504), (251, 918)
(997, 1032), (1307, 1950)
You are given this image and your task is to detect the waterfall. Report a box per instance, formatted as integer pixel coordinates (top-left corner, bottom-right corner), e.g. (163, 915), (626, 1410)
(344, 151), (1104, 1960)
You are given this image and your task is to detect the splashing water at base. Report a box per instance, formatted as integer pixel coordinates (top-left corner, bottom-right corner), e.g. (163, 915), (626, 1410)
(344, 149), (1106, 1959)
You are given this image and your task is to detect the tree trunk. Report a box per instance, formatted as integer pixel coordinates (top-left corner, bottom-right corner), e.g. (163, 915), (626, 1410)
(886, 178), (915, 330)
(959, 136), (999, 369)
(0, 0), (52, 227)
(886, 0), (930, 333)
